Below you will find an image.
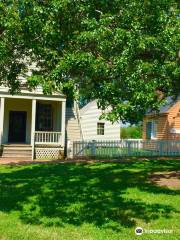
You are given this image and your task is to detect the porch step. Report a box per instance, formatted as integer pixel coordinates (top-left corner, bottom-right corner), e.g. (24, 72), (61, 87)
(1, 145), (32, 160)
(3, 147), (32, 150)
(3, 144), (31, 149)
(0, 157), (32, 161)
(2, 153), (32, 157)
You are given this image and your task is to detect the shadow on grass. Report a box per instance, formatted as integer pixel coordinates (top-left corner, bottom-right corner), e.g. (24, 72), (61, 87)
(0, 160), (179, 231)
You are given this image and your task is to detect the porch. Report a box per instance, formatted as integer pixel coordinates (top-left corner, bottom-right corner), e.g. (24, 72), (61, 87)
(0, 95), (66, 159)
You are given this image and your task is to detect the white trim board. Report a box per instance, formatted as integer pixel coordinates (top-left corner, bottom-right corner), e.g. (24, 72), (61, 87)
(0, 93), (66, 102)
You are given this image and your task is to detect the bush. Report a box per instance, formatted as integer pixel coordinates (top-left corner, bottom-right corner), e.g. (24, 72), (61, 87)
(121, 125), (142, 139)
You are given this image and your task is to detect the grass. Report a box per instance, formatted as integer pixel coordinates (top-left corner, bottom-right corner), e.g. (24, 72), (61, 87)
(0, 159), (179, 240)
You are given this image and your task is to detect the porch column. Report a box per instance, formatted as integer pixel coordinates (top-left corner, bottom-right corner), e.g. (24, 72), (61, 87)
(31, 99), (36, 159)
(61, 101), (66, 147)
(0, 97), (5, 145)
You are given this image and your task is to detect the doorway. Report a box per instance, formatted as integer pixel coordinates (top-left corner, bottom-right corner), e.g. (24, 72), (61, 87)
(8, 111), (27, 143)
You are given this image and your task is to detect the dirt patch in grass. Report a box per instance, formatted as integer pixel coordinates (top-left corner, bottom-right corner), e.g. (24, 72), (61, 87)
(150, 171), (180, 189)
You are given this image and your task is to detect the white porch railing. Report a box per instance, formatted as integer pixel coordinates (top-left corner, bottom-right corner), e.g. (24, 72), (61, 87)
(35, 131), (62, 145)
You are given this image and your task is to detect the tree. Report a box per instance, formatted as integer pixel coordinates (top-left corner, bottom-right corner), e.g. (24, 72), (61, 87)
(121, 125), (142, 139)
(0, 0), (179, 123)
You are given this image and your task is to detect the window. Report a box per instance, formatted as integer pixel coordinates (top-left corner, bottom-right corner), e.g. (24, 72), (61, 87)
(146, 120), (157, 139)
(36, 103), (53, 131)
(97, 122), (105, 135)
(146, 122), (152, 139)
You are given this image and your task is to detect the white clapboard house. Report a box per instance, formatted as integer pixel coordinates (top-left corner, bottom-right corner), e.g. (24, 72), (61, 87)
(79, 100), (120, 141)
(0, 67), (120, 160)
(0, 86), (66, 160)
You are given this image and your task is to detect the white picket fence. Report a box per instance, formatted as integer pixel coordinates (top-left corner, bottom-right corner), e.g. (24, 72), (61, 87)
(73, 139), (180, 158)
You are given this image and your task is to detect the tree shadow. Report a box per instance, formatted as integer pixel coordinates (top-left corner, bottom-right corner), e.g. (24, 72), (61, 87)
(0, 160), (179, 231)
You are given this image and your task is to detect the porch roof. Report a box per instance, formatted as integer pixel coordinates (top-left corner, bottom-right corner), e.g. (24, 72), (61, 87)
(0, 88), (66, 102)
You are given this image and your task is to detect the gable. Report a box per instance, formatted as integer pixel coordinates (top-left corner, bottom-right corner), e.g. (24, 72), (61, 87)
(167, 100), (180, 114)
(79, 100), (97, 116)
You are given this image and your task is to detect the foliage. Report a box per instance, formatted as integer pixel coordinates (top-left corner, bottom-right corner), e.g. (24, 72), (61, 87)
(0, 160), (179, 240)
(121, 125), (142, 139)
(0, 0), (180, 123)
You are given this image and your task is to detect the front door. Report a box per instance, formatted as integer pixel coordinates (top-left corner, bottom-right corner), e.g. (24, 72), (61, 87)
(8, 111), (27, 143)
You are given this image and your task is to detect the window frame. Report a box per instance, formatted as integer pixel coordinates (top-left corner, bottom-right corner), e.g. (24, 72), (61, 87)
(151, 120), (157, 139)
(146, 120), (157, 140)
(36, 103), (53, 131)
(97, 122), (105, 135)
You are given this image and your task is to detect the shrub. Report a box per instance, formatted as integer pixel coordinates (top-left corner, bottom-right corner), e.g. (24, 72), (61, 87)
(121, 125), (142, 139)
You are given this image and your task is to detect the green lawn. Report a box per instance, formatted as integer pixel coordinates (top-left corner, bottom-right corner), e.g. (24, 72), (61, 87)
(0, 160), (179, 240)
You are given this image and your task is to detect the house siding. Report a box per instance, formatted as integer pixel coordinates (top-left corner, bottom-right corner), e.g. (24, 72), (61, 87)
(80, 101), (120, 140)
(143, 115), (169, 140)
(143, 100), (180, 140)
(167, 100), (180, 140)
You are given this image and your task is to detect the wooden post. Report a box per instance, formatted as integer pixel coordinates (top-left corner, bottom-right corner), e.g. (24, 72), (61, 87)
(91, 140), (96, 157)
(31, 99), (36, 160)
(61, 101), (66, 147)
(0, 97), (5, 146)
(67, 140), (71, 158)
(127, 141), (131, 156)
(159, 141), (163, 156)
